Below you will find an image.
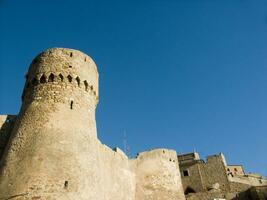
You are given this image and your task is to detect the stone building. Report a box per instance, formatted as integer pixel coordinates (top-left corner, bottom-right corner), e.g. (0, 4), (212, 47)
(0, 48), (185, 200)
(178, 152), (267, 200)
(0, 47), (266, 200)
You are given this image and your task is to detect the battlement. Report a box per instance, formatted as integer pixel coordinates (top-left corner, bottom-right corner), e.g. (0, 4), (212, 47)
(21, 48), (99, 110)
(0, 48), (187, 200)
(134, 148), (185, 200)
(178, 152), (200, 164)
(206, 153), (227, 166)
(136, 148), (178, 163)
(22, 72), (98, 100)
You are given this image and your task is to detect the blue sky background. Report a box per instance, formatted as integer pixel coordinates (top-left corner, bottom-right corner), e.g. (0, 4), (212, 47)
(0, 0), (267, 176)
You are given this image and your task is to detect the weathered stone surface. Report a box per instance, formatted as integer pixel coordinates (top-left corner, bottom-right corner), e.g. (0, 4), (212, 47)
(0, 48), (185, 200)
(178, 152), (267, 200)
(134, 149), (185, 200)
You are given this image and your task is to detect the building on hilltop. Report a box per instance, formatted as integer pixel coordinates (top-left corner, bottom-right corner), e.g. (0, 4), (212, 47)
(178, 152), (267, 200)
(0, 48), (266, 200)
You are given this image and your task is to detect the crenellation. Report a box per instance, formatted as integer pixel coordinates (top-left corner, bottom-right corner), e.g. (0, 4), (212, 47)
(1, 47), (266, 200)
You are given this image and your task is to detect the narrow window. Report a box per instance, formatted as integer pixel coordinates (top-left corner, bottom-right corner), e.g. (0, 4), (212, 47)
(67, 75), (72, 83)
(76, 77), (80, 87)
(70, 52), (73, 57)
(70, 101), (73, 109)
(64, 181), (68, 189)
(184, 187), (196, 195)
(84, 57), (87, 62)
(59, 74), (64, 82)
(84, 80), (89, 91)
(40, 75), (46, 83)
(183, 170), (189, 177)
(48, 73), (54, 82)
(69, 65), (72, 68)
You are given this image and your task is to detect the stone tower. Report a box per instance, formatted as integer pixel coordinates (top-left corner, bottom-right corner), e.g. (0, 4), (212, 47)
(0, 48), (186, 200)
(0, 48), (100, 199)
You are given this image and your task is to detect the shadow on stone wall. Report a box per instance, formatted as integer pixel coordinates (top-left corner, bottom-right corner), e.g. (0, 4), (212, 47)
(0, 115), (16, 161)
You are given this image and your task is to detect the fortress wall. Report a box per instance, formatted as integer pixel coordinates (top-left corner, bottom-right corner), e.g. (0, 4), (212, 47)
(133, 149), (185, 200)
(227, 165), (245, 176)
(0, 48), (188, 200)
(0, 115), (16, 160)
(185, 191), (237, 200)
(250, 186), (267, 200)
(229, 182), (251, 193)
(26, 48), (98, 95)
(0, 48), (100, 199)
(179, 161), (205, 192)
(179, 154), (230, 194)
(22, 48), (99, 113)
(198, 154), (231, 192)
(96, 142), (136, 200)
(0, 91), (99, 199)
(229, 175), (267, 187)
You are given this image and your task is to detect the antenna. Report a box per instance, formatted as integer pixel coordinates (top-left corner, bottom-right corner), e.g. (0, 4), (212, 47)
(123, 131), (127, 154)
(123, 130), (131, 157)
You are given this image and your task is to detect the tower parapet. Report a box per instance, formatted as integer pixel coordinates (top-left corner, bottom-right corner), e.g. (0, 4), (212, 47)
(22, 48), (99, 109)
(0, 48), (186, 200)
(0, 48), (100, 199)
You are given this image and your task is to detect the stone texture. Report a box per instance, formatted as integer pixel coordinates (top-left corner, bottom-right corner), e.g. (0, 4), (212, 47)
(0, 48), (186, 200)
(134, 149), (185, 200)
(178, 152), (267, 200)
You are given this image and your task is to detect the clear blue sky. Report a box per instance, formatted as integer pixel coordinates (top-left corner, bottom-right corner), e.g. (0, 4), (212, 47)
(0, 0), (266, 176)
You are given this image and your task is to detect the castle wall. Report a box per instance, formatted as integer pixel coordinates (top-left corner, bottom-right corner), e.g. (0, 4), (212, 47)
(179, 161), (205, 193)
(0, 48), (100, 199)
(199, 154), (230, 192)
(96, 143), (136, 200)
(0, 48), (186, 200)
(179, 153), (231, 194)
(185, 191), (237, 200)
(227, 165), (245, 176)
(229, 174), (267, 187)
(250, 186), (267, 200)
(179, 152), (267, 200)
(229, 182), (252, 194)
(133, 149), (185, 200)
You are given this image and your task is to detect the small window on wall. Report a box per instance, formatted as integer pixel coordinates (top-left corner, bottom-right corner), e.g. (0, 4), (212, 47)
(183, 170), (189, 177)
(70, 101), (74, 109)
(184, 187), (196, 195)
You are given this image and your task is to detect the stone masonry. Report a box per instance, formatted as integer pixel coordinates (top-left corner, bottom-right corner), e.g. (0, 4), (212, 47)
(0, 48), (186, 200)
(1, 48), (266, 200)
(178, 152), (267, 200)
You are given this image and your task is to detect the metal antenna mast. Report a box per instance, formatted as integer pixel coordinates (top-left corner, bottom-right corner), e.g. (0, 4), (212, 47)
(123, 130), (130, 157)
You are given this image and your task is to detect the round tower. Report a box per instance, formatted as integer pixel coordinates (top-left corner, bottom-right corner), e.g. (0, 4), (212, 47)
(0, 48), (100, 199)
